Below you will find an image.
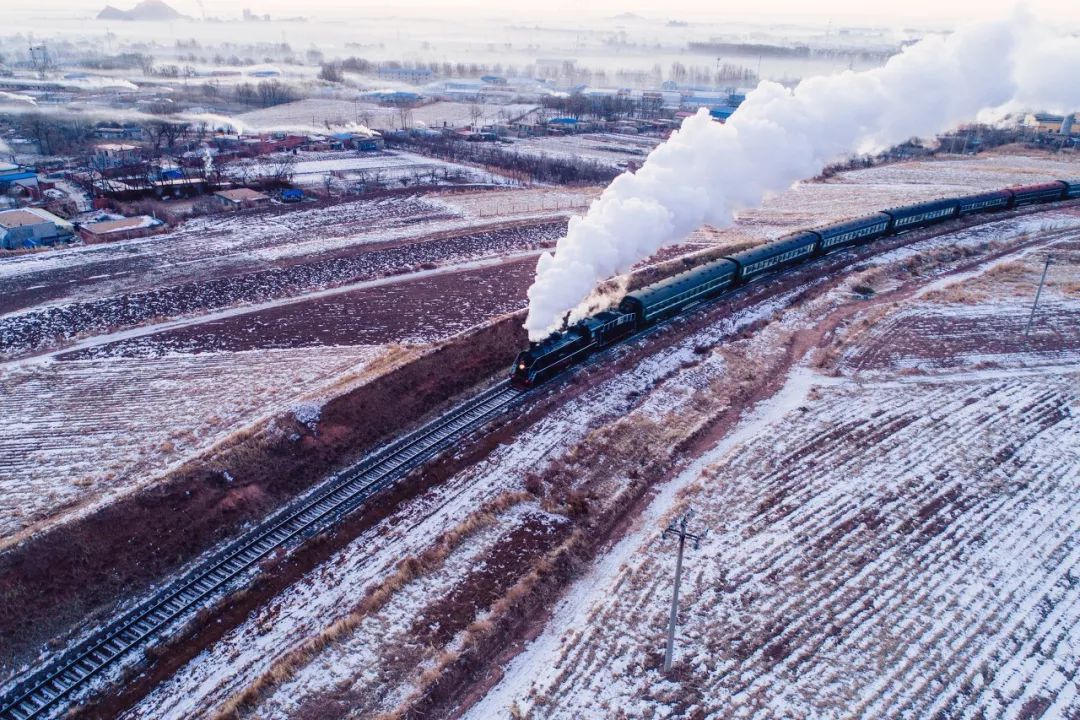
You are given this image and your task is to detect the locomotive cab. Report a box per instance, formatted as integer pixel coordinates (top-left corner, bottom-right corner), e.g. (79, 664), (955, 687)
(509, 326), (595, 388)
(510, 348), (537, 386)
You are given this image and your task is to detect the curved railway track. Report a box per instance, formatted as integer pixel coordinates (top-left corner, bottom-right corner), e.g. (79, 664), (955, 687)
(0, 382), (523, 720)
(4, 199), (1076, 720)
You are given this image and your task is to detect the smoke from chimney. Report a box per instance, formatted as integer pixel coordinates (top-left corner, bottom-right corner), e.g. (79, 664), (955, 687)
(523, 12), (1080, 341)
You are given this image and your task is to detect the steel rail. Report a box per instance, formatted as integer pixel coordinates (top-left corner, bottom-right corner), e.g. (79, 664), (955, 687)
(5, 199), (1075, 720)
(0, 382), (523, 720)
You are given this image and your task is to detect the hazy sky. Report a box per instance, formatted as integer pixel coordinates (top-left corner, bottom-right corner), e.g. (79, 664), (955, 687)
(33, 0), (1080, 25)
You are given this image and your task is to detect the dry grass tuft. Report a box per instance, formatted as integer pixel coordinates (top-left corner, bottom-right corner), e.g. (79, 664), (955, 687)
(924, 284), (989, 305)
(213, 490), (530, 719)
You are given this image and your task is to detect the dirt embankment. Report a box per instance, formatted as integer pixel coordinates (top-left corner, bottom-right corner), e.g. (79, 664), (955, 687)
(0, 315), (527, 678)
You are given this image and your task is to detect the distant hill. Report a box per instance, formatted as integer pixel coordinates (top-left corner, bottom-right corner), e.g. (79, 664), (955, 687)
(97, 0), (185, 21)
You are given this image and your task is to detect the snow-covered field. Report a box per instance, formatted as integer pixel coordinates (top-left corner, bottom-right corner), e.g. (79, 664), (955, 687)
(0, 184), (590, 544)
(472, 365), (1080, 719)
(0, 189), (590, 307)
(236, 99), (539, 132)
(114, 196), (1080, 719)
(230, 149), (510, 188)
(725, 153), (1080, 244)
(509, 132), (664, 169)
(0, 206), (569, 359)
(837, 153), (1080, 190)
(466, 216), (1080, 720)
(2, 152), (1079, 711)
(0, 345), (390, 546)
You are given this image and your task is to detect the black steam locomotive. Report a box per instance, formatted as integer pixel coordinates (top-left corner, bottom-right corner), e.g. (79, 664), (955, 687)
(511, 179), (1080, 388)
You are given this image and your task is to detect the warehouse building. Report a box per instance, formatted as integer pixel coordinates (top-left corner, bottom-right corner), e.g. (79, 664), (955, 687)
(0, 207), (74, 249)
(376, 66), (433, 84)
(78, 215), (164, 243)
(0, 162), (40, 201)
(1025, 112), (1080, 135)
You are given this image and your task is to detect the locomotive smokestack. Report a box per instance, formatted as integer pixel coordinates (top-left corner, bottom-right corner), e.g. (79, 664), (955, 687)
(523, 11), (1080, 341)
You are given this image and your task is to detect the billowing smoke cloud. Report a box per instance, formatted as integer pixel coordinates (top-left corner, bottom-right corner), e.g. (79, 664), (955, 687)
(341, 122), (380, 137)
(524, 12), (1080, 340)
(0, 76), (138, 92)
(181, 112), (249, 133)
(67, 77), (139, 91)
(0, 91), (36, 105)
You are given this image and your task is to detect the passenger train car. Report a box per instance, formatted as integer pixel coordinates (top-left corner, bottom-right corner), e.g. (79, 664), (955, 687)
(510, 179), (1080, 388)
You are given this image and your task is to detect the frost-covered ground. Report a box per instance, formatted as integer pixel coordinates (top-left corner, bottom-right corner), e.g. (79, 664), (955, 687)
(0, 191), (584, 317)
(230, 149), (510, 188)
(836, 153), (1080, 190)
(471, 366), (1080, 719)
(0, 221), (565, 359)
(236, 99), (539, 132)
(509, 132), (664, 170)
(117, 196), (1080, 720)
(725, 153), (1080, 243)
(0, 150), (1075, 598)
(0, 345), (391, 546)
(466, 214), (1080, 720)
(0, 185), (587, 544)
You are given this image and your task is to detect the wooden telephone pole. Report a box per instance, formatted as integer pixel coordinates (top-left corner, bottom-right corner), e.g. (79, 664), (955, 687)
(662, 509), (706, 673)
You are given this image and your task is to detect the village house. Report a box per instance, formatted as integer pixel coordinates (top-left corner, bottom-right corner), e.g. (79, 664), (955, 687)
(78, 215), (165, 243)
(93, 143), (144, 169)
(213, 188), (271, 209)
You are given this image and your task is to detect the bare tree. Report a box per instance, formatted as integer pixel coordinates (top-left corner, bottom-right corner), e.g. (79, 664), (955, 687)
(16, 113), (92, 155)
(261, 154), (297, 185)
(145, 120), (191, 152)
(228, 160), (254, 188)
(396, 106), (413, 131)
(319, 62), (344, 82)
(255, 80), (295, 107)
(468, 102), (484, 129)
(234, 82), (256, 105)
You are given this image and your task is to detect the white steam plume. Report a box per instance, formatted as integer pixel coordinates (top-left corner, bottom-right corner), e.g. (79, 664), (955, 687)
(0, 91), (36, 105)
(524, 12), (1080, 341)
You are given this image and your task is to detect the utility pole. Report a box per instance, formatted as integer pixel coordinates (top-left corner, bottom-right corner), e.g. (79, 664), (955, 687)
(1025, 255), (1052, 336)
(662, 509), (705, 673)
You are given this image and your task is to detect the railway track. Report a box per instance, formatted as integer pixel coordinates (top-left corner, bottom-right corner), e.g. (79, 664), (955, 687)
(5, 201), (1075, 720)
(0, 382), (524, 720)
